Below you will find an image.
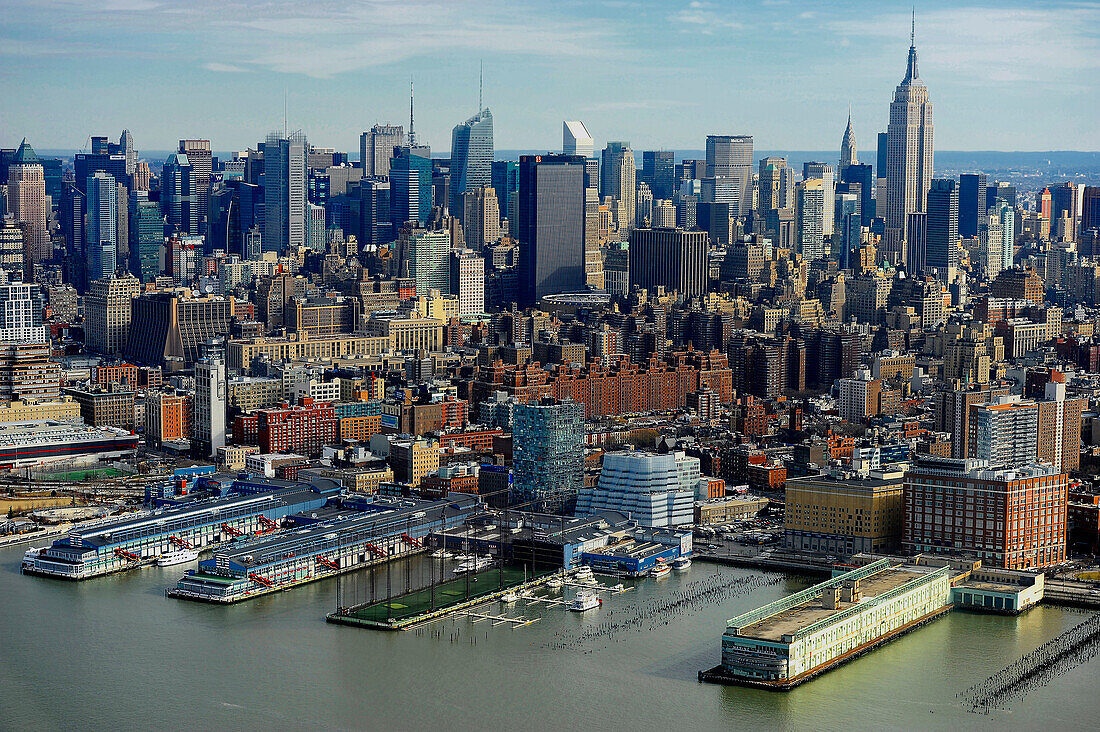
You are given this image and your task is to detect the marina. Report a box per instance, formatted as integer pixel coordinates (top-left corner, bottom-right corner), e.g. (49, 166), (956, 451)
(2, 542), (1099, 729)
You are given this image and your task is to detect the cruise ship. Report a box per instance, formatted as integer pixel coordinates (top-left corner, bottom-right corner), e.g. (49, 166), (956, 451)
(0, 421), (138, 469)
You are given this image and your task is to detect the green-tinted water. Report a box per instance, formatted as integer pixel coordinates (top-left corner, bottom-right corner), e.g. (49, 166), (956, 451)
(2, 544), (1096, 730)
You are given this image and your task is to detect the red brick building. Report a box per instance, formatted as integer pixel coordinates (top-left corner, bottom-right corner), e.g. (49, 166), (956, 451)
(233, 398), (338, 457)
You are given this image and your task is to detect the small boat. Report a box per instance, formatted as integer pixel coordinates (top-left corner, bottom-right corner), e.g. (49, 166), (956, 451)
(430, 549), (449, 558)
(157, 549), (199, 567)
(573, 566), (594, 581)
(673, 557), (692, 571)
(569, 589), (601, 612)
(500, 590), (520, 603)
(609, 583), (625, 593)
(453, 556), (494, 575)
(546, 576), (563, 589)
(649, 563), (671, 578)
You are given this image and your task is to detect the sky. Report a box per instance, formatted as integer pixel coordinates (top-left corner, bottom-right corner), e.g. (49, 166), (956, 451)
(2, 0), (1098, 156)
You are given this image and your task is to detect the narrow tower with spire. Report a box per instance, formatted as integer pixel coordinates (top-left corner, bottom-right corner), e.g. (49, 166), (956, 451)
(884, 7), (934, 245)
(839, 106), (857, 179)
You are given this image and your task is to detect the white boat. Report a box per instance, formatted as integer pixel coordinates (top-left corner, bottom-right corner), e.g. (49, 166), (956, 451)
(430, 549), (451, 558)
(500, 590), (520, 603)
(573, 566), (594, 581)
(21, 547), (45, 570)
(569, 589), (601, 612)
(452, 553), (473, 562)
(609, 583), (625, 593)
(453, 556), (494, 575)
(649, 563), (671, 578)
(157, 549), (199, 567)
(673, 557), (692, 571)
(546, 576), (563, 589)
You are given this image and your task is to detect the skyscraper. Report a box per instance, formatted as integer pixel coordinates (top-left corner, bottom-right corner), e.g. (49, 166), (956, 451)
(358, 179), (393, 246)
(128, 191), (163, 283)
(839, 110), (858, 179)
(449, 108), (494, 218)
(841, 163), (874, 226)
(958, 173), (988, 239)
(834, 190), (861, 269)
(86, 172), (118, 283)
(628, 227), (708, 298)
(0, 281), (46, 343)
(179, 140), (212, 233)
(84, 275), (140, 355)
(641, 150), (675, 200)
(705, 135), (753, 217)
(161, 153), (197, 234)
(389, 150), (433, 230)
(404, 229), (452, 294)
(875, 131), (888, 219)
(796, 178), (826, 261)
(264, 131), (308, 252)
(360, 124), (404, 178)
(518, 154), (586, 305)
(462, 185), (500, 249)
(491, 161), (519, 224)
(563, 120), (594, 158)
(451, 249), (485, 315)
(119, 129), (137, 177)
(512, 398), (584, 513)
(601, 142), (636, 235)
(885, 19), (934, 239)
(803, 162), (836, 235)
(926, 178), (959, 278)
(193, 357), (226, 458)
(7, 140), (49, 270)
(757, 157), (788, 220)
(905, 211), (928, 276)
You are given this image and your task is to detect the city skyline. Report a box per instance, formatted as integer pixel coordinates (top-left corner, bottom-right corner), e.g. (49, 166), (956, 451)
(2, 1), (1098, 152)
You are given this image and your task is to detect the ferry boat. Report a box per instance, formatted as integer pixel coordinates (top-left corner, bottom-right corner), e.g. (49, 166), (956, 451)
(453, 556), (494, 575)
(569, 589), (602, 612)
(673, 557), (692, 571)
(157, 549), (199, 567)
(649, 562), (671, 578)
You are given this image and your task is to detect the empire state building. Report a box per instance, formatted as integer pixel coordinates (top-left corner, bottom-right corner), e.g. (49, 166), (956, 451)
(885, 18), (934, 242)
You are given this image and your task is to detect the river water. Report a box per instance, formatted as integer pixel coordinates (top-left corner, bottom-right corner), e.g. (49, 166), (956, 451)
(1, 543), (1097, 731)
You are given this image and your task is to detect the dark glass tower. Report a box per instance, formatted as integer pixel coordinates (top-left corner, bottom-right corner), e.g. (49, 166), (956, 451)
(518, 154), (586, 306)
(959, 173), (988, 239)
(926, 178), (959, 276)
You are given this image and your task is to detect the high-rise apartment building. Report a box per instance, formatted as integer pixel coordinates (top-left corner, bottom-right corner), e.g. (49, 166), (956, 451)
(7, 140), (49, 269)
(885, 28), (934, 239)
(451, 249), (485, 315)
(360, 124), (404, 178)
(705, 135), (753, 217)
(512, 398), (584, 513)
(563, 120), (594, 158)
(83, 275), (140, 355)
(449, 109), (494, 218)
(925, 178), (959, 278)
(404, 229), (452, 295)
(803, 162), (836, 235)
(796, 178), (826, 261)
(86, 172), (118, 283)
(178, 140), (212, 233)
(1036, 379), (1085, 474)
(0, 282), (46, 344)
(264, 131), (308, 252)
(518, 154), (586, 305)
(968, 396), (1037, 467)
(628, 227), (708, 298)
(194, 357), (226, 458)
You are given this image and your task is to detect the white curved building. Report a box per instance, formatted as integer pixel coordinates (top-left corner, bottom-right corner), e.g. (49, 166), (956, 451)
(576, 451), (695, 527)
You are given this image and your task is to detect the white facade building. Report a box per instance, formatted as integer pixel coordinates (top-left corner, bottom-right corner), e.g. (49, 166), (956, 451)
(576, 451), (695, 527)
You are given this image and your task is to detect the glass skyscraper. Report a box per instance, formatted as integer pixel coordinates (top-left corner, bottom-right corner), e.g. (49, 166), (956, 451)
(161, 153), (197, 234)
(129, 190), (163, 282)
(491, 160), (518, 224)
(448, 108), (494, 218)
(517, 154), (586, 305)
(390, 151), (433, 230)
(86, 171), (117, 283)
(511, 399), (584, 514)
(264, 131), (308, 252)
(926, 178), (959, 277)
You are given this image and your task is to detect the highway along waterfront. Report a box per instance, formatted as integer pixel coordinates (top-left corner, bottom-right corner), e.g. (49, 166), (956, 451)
(2, 543), (1099, 730)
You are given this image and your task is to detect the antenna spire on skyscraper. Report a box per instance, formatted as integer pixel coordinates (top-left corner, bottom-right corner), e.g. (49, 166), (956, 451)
(911, 6), (915, 47)
(479, 59), (483, 113)
(409, 79), (416, 147)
